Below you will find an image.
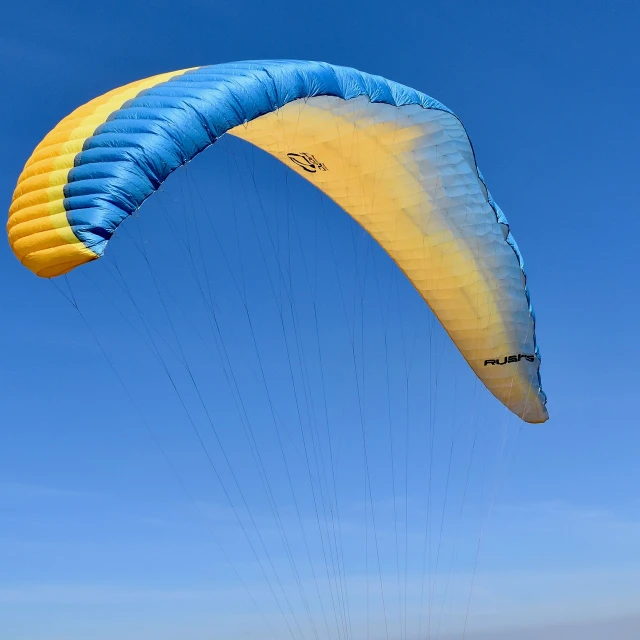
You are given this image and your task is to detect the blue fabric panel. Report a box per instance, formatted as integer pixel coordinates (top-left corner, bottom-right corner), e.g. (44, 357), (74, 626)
(64, 60), (452, 255)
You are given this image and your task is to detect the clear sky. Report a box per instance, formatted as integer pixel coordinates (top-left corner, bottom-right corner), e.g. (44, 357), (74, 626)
(1, 1), (639, 639)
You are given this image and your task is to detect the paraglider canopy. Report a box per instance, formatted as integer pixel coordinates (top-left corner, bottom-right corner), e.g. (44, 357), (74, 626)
(7, 60), (547, 423)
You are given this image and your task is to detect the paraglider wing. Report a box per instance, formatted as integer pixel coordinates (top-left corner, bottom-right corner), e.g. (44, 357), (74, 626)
(7, 60), (548, 423)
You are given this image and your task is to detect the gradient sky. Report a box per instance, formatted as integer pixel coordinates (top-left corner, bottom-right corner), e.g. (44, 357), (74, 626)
(1, 1), (639, 639)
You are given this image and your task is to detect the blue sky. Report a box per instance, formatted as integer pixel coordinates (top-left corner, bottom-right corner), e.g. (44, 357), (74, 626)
(1, 1), (639, 639)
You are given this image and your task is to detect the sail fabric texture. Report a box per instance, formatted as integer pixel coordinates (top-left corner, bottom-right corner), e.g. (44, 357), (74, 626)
(7, 60), (548, 422)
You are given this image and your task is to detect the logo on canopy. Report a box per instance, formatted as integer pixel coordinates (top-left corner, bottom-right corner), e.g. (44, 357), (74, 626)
(287, 153), (328, 173)
(484, 354), (535, 366)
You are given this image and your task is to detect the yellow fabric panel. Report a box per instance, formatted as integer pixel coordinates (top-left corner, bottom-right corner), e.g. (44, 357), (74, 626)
(6, 201), (62, 229)
(10, 185), (61, 213)
(228, 97), (539, 419)
(13, 167), (73, 201)
(25, 245), (99, 279)
(7, 183), (93, 276)
(8, 68), (196, 276)
(20, 140), (85, 170)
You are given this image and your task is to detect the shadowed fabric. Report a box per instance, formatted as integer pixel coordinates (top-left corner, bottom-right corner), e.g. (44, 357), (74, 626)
(7, 60), (548, 422)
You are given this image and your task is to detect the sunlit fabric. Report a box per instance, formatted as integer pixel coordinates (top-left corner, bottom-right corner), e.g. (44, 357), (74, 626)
(7, 60), (548, 422)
